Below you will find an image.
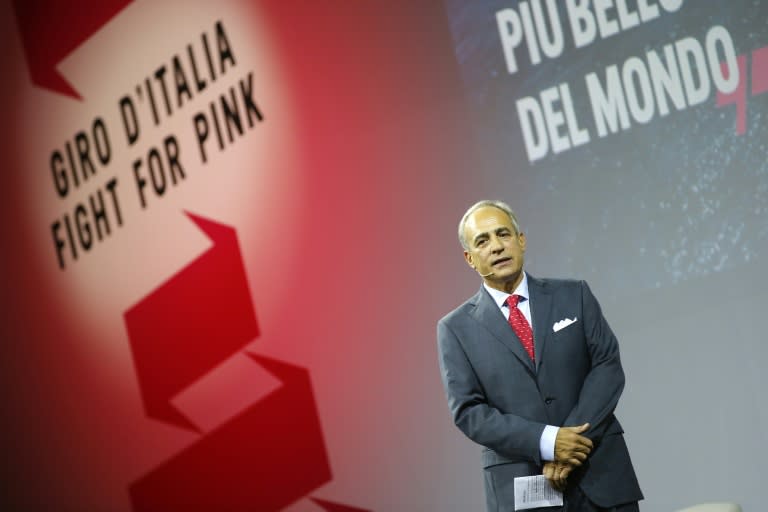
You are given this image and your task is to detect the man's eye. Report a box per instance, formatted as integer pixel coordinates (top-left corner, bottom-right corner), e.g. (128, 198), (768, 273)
(500, 232), (511, 238)
(477, 239), (487, 247)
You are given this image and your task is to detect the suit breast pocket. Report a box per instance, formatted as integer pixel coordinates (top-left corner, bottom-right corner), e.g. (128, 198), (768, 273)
(546, 321), (589, 373)
(552, 323), (581, 347)
(551, 316), (580, 338)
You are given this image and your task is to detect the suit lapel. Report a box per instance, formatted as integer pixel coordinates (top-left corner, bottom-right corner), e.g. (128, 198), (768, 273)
(470, 286), (535, 374)
(527, 276), (555, 369)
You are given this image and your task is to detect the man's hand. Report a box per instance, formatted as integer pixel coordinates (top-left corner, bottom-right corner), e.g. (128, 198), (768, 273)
(554, 422), (593, 466)
(542, 461), (572, 492)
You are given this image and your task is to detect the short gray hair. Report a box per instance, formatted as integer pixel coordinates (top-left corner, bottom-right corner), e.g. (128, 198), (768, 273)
(458, 199), (521, 250)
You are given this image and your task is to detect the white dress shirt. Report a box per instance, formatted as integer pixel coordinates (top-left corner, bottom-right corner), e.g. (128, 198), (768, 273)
(483, 273), (559, 462)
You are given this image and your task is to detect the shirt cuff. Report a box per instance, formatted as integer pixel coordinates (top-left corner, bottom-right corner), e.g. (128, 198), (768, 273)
(539, 425), (559, 462)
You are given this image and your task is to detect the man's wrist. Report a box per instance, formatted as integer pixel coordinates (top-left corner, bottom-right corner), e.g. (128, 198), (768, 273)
(539, 425), (560, 461)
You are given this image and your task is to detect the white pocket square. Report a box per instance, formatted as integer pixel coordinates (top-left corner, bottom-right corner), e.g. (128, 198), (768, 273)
(552, 317), (578, 333)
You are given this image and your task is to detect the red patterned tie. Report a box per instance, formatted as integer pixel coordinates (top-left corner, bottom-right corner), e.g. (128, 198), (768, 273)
(506, 294), (535, 361)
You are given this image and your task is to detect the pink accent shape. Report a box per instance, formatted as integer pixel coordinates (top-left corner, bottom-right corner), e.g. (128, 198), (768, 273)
(752, 46), (768, 96)
(124, 213), (259, 432)
(11, 0), (133, 99)
(311, 497), (372, 512)
(130, 356), (333, 511)
(716, 54), (747, 135)
(171, 352), (282, 433)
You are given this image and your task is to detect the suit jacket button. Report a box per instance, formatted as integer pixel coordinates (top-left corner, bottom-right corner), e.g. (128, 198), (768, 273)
(545, 398), (554, 405)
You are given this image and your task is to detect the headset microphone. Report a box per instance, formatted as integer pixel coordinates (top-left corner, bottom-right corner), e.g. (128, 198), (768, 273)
(478, 270), (494, 278)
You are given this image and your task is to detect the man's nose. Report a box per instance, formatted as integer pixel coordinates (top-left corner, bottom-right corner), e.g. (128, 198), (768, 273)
(489, 236), (503, 252)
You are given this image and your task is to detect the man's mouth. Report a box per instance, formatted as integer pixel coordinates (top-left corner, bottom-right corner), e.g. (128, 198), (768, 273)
(492, 257), (512, 266)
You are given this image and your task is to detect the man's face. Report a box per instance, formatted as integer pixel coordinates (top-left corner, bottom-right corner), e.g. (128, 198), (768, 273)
(463, 206), (526, 290)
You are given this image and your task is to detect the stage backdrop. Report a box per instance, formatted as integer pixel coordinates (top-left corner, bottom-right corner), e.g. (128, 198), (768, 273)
(0, 1), (765, 511)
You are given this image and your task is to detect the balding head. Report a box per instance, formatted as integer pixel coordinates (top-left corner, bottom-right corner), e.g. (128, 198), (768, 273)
(458, 199), (520, 250)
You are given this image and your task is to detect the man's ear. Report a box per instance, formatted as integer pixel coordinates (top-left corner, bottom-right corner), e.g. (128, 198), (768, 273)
(518, 232), (527, 251)
(464, 250), (475, 269)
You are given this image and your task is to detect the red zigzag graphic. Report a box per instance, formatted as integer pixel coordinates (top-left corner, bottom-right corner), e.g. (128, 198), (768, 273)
(124, 213), (370, 511)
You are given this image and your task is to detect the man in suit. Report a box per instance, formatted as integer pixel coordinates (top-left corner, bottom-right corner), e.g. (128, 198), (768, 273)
(437, 200), (642, 511)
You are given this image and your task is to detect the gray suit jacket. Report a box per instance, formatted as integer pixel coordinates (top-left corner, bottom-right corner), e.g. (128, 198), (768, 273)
(437, 275), (642, 510)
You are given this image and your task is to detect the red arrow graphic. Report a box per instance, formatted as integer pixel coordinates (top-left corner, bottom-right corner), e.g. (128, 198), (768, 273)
(124, 213), (259, 432)
(716, 55), (747, 135)
(129, 355), (332, 511)
(311, 497), (373, 512)
(12, 0), (133, 99)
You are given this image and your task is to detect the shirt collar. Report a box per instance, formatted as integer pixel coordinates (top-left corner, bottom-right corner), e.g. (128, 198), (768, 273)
(483, 272), (529, 308)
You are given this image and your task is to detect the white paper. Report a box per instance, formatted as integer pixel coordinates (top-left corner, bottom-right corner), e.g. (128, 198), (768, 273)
(513, 475), (564, 510)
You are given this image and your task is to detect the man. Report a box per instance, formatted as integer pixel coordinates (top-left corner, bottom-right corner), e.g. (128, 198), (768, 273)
(437, 200), (642, 511)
